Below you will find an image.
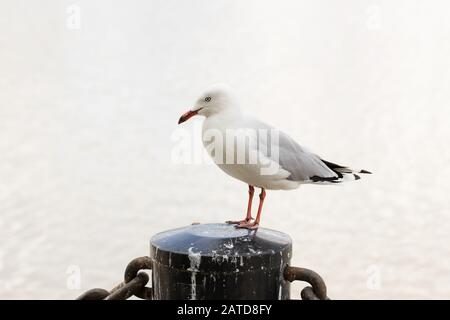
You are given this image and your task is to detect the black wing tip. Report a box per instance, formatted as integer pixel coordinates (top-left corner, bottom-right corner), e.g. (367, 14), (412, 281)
(354, 174), (361, 180)
(359, 169), (372, 174)
(310, 175), (341, 183)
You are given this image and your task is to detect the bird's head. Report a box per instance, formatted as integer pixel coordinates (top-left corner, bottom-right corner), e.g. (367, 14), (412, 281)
(178, 84), (238, 124)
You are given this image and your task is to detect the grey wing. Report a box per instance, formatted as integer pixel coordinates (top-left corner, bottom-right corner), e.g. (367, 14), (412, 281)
(241, 116), (338, 182)
(276, 131), (337, 182)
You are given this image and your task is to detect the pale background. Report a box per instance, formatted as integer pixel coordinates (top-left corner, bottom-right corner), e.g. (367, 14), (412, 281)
(1, 0), (449, 299)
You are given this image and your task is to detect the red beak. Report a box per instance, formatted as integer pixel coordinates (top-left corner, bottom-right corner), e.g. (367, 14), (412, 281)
(178, 108), (201, 124)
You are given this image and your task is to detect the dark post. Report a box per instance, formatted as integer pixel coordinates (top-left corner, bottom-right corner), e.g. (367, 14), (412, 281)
(150, 223), (292, 300)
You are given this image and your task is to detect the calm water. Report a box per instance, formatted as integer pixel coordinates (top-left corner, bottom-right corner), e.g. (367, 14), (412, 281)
(1, 1), (450, 299)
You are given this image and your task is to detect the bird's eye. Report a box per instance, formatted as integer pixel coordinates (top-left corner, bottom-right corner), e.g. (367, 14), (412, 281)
(204, 96), (211, 102)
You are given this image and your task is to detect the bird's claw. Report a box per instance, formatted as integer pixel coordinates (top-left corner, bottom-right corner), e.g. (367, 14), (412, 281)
(235, 222), (259, 230)
(226, 218), (253, 225)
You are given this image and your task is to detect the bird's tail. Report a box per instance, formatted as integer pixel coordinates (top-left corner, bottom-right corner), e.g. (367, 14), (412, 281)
(321, 159), (372, 182)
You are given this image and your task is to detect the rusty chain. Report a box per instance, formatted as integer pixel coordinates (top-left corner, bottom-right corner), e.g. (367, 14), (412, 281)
(284, 266), (330, 300)
(77, 256), (153, 300)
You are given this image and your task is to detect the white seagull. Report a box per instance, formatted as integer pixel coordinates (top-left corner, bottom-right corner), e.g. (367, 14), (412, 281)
(178, 84), (371, 230)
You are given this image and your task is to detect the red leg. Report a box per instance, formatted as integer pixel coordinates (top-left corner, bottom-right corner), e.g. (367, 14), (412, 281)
(226, 185), (254, 225)
(236, 188), (265, 230)
(254, 188), (266, 225)
(245, 185), (255, 221)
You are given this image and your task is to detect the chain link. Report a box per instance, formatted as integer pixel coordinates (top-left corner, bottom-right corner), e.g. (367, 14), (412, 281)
(77, 256), (153, 300)
(284, 266), (330, 300)
(76, 288), (110, 300)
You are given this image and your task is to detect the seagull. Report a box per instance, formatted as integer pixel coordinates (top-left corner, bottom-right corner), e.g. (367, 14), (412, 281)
(178, 84), (371, 230)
